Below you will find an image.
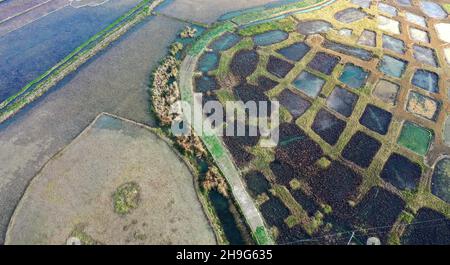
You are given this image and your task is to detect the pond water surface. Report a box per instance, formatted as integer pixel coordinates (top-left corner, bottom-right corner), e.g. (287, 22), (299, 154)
(0, 0), (142, 103)
(431, 158), (450, 204)
(208, 190), (246, 245)
(253, 30), (288, 46)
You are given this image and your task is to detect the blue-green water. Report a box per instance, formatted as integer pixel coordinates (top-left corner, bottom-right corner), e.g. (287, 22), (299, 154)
(197, 52), (219, 73)
(412, 69), (439, 93)
(253, 30), (288, 46)
(378, 55), (407, 78)
(195, 75), (217, 92)
(339, 64), (369, 89)
(277, 42), (310, 61)
(209, 33), (241, 51)
(293, 71), (326, 98)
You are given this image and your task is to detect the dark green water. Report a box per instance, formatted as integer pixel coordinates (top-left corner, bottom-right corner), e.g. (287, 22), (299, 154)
(208, 190), (246, 245)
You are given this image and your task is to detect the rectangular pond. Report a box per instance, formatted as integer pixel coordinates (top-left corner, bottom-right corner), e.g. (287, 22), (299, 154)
(339, 63), (368, 89)
(0, 0), (143, 103)
(293, 71), (326, 98)
(0, 0), (50, 22)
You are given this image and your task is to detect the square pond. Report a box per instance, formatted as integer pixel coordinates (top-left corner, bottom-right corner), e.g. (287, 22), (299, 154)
(293, 71), (326, 98)
(397, 121), (433, 156)
(197, 52), (219, 73)
(357, 30), (377, 47)
(405, 12), (427, 27)
(195, 75), (218, 92)
(209, 33), (241, 51)
(278, 89), (311, 119)
(253, 30), (289, 46)
(359, 104), (393, 135)
(378, 3), (398, 16)
(378, 55), (408, 78)
(412, 69), (439, 93)
(354, 187), (405, 231)
(276, 42), (310, 62)
(244, 171), (270, 198)
(413, 45), (438, 67)
(312, 108), (347, 145)
(406, 91), (440, 121)
(339, 63), (369, 89)
(308, 52), (340, 75)
(326, 86), (358, 117)
(267, 56), (294, 78)
(409, 27), (430, 43)
(373, 79), (400, 105)
(342, 131), (381, 168)
(382, 34), (405, 54)
(431, 158), (450, 204)
(380, 153), (422, 190)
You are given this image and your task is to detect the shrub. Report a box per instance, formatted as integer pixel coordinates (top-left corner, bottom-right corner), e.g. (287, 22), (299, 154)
(113, 182), (141, 215)
(180, 26), (198, 38)
(169, 42), (183, 56)
(151, 56), (180, 125)
(203, 166), (229, 197)
(176, 135), (206, 158)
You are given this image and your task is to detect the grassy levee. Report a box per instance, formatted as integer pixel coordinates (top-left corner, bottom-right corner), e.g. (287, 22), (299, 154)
(0, 0), (162, 122)
(181, 29), (273, 244)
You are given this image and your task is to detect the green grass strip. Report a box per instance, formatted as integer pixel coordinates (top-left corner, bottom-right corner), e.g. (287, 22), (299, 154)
(202, 135), (225, 159)
(238, 17), (297, 36)
(443, 4), (450, 13)
(232, 0), (327, 25)
(254, 226), (270, 245)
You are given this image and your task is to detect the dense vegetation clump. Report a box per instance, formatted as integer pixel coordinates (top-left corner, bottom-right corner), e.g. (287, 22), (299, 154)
(176, 135), (206, 158)
(151, 56), (180, 125)
(203, 166), (229, 197)
(180, 26), (198, 38)
(169, 42), (184, 56)
(113, 182), (141, 215)
(151, 39), (230, 198)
